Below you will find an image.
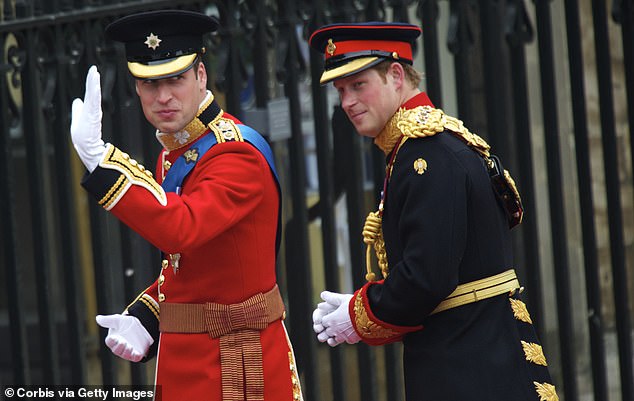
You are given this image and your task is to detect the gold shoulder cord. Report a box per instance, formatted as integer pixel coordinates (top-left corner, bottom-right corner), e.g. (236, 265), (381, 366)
(363, 106), (518, 282)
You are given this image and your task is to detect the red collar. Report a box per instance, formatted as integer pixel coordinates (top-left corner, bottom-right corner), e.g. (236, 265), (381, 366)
(401, 92), (435, 110)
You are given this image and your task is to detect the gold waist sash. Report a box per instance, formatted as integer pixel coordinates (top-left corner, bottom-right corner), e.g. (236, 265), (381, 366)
(160, 285), (285, 401)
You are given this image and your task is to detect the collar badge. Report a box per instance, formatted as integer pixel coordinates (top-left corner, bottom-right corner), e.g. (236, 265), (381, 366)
(184, 148), (199, 163)
(144, 33), (162, 50)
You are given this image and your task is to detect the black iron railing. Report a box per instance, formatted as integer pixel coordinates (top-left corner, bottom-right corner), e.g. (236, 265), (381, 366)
(1, 1), (632, 400)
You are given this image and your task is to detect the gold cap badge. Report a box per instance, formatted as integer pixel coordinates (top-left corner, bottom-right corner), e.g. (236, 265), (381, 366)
(414, 158), (427, 174)
(327, 39), (336, 56)
(144, 33), (162, 50)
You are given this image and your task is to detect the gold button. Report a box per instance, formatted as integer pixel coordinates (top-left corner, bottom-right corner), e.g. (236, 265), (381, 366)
(162, 259), (168, 270)
(158, 293), (165, 302)
(159, 275), (165, 285)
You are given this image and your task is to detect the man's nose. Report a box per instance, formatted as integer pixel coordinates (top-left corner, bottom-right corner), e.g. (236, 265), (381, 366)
(340, 92), (356, 110)
(156, 85), (172, 103)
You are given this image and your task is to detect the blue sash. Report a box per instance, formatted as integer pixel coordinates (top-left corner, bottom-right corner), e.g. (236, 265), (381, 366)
(160, 125), (282, 253)
(161, 125), (279, 193)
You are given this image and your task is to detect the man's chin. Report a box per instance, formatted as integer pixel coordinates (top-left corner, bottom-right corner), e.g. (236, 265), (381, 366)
(155, 123), (182, 134)
(355, 128), (379, 138)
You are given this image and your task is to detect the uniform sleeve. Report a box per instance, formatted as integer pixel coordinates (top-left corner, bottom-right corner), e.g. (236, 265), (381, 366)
(125, 280), (160, 361)
(361, 138), (470, 329)
(81, 141), (272, 254)
(349, 280), (423, 346)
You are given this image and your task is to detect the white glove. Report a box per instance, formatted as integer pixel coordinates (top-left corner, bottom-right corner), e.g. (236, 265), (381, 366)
(313, 299), (337, 335)
(319, 291), (361, 347)
(95, 313), (153, 362)
(70, 65), (106, 172)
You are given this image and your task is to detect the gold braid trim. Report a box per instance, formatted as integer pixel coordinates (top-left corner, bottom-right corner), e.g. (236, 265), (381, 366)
(282, 323), (304, 401)
(442, 113), (490, 157)
(534, 382), (559, 401)
(353, 291), (400, 339)
(99, 174), (128, 210)
(99, 144), (166, 210)
(288, 352), (303, 400)
(374, 106), (445, 154)
(138, 294), (160, 321)
(374, 105), (491, 156)
(504, 169), (523, 209)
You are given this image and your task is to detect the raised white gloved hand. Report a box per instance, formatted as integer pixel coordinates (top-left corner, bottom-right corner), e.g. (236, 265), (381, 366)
(319, 291), (361, 347)
(95, 313), (153, 362)
(70, 65), (106, 172)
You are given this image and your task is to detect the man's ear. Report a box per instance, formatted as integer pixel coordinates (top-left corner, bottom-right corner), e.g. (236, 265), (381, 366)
(388, 62), (405, 88)
(135, 80), (140, 96)
(197, 62), (208, 91)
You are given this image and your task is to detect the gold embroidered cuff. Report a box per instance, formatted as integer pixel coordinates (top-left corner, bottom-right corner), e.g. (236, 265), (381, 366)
(138, 294), (160, 321)
(351, 283), (422, 346)
(98, 144), (166, 210)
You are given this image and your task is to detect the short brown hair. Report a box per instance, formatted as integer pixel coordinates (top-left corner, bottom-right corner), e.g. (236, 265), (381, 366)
(373, 60), (422, 88)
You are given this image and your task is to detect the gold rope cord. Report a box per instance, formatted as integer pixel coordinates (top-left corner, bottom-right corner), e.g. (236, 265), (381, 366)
(363, 210), (388, 282)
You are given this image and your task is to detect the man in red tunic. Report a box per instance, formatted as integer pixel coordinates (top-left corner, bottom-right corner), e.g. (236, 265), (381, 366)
(309, 22), (558, 401)
(70, 10), (302, 401)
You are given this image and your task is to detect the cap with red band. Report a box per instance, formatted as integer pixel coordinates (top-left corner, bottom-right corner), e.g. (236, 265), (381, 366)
(309, 22), (422, 84)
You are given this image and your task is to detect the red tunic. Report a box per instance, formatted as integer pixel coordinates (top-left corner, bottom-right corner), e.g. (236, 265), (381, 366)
(82, 110), (302, 401)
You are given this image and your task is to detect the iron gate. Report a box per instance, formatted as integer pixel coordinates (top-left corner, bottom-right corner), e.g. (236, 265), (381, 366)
(0, 1), (633, 400)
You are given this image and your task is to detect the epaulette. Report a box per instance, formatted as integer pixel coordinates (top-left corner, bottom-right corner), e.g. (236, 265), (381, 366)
(377, 105), (491, 157)
(208, 117), (244, 144)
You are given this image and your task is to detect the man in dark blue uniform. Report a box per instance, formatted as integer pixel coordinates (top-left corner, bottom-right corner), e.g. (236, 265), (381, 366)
(309, 22), (559, 401)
